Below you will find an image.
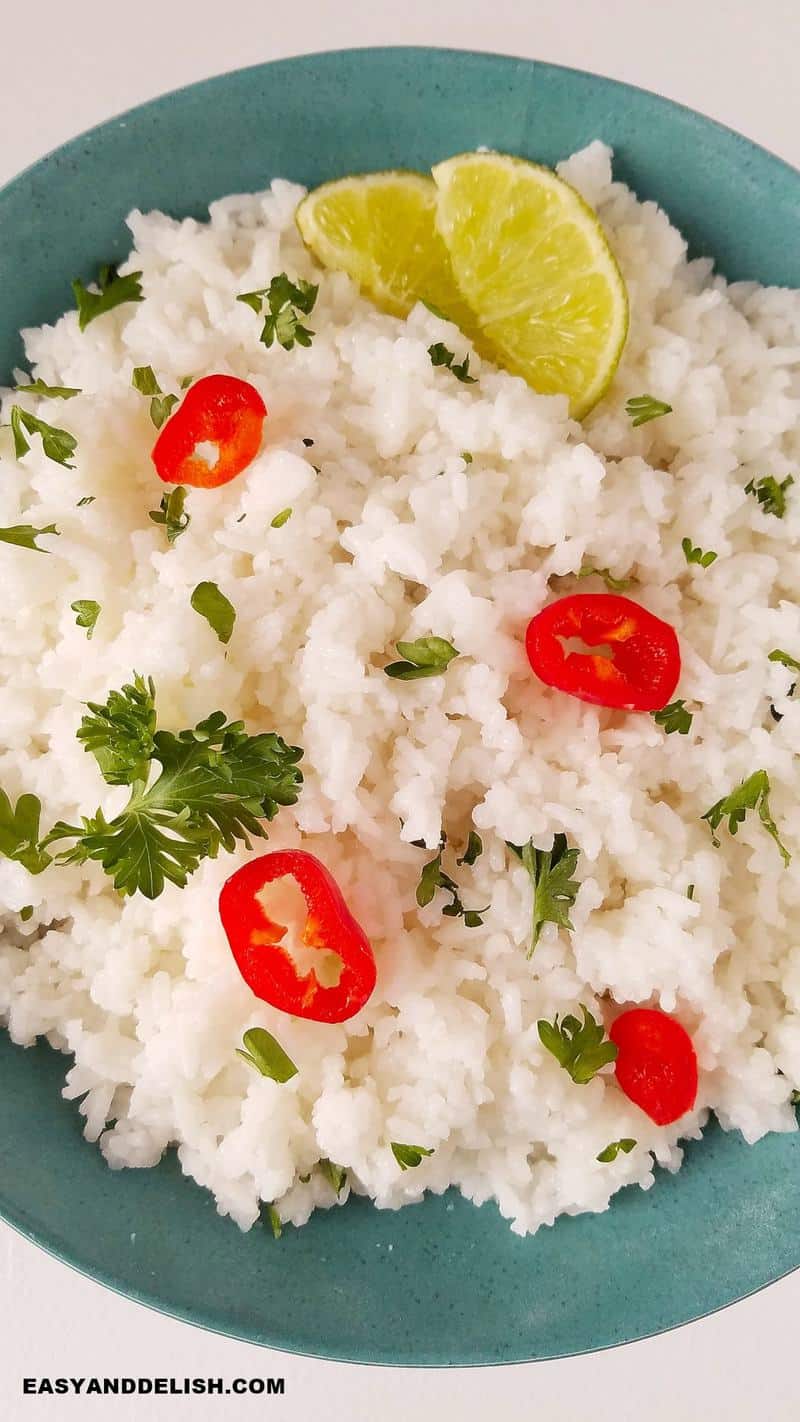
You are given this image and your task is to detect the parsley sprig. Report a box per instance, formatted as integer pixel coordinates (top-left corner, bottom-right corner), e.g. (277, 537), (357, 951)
(71, 600), (101, 639)
(702, 769), (790, 866)
(238, 274), (318, 350)
(681, 537), (717, 568)
(0, 675), (303, 899)
(538, 1006), (617, 1084)
(237, 1027), (297, 1083)
(15, 379), (80, 399)
(391, 1142), (434, 1170)
(652, 699), (693, 735)
(149, 486), (190, 545)
(506, 834), (581, 957)
(0, 524), (60, 553)
(597, 1138), (636, 1163)
(131, 366), (179, 429)
(415, 835), (488, 927)
(625, 394), (672, 427)
(384, 636), (459, 681)
(9, 406), (76, 467)
(72, 264), (144, 330)
(427, 342), (477, 384)
(745, 474), (793, 519)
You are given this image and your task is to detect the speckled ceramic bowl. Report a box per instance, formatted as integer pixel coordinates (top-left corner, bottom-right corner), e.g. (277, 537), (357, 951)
(1, 48), (799, 1365)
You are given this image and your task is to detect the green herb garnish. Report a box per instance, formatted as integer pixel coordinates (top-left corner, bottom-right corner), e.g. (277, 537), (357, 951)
(745, 474), (793, 519)
(72, 264), (144, 330)
(597, 1138), (636, 1163)
(71, 599), (101, 639)
(7, 675), (303, 898)
(421, 298), (449, 319)
(506, 834), (580, 957)
(19, 905), (34, 922)
(266, 1205), (282, 1239)
(9, 407), (76, 467)
(238, 273), (318, 350)
(15, 379), (80, 399)
(538, 1006), (617, 1084)
(427, 342), (477, 384)
(457, 831), (483, 867)
(702, 769), (790, 866)
(681, 537), (717, 568)
(687, 883), (695, 900)
(652, 699), (693, 735)
(415, 838), (487, 928)
(0, 523), (59, 553)
(319, 1159), (348, 1196)
(625, 394), (672, 427)
(77, 496), (96, 508)
(384, 635), (459, 681)
(391, 1142), (434, 1170)
(190, 581), (236, 645)
(577, 564), (632, 592)
(271, 507), (292, 528)
(768, 648), (800, 675)
(131, 365), (179, 429)
(462, 450), (473, 464)
(149, 486), (190, 545)
(236, 1027), (298, 1082)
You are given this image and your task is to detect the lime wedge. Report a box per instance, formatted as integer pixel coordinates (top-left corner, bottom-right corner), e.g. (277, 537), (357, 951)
(296, 171), (473, 327)
(432, 152), (628, 417)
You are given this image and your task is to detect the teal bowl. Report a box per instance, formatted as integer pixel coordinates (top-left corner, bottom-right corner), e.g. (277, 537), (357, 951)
(1, 48), (799, 1365)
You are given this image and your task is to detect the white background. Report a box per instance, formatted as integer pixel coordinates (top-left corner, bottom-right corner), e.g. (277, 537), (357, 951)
(1, 2), (799, 1418)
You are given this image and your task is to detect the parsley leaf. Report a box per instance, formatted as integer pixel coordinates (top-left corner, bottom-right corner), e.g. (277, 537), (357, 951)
(20, 905), (34, 922)
(15, 379), (80, 399)
(270, 507), (292, 528)
(506, 834), (580, 957)
(319, 1159), (348, 1196)
(384, 635), (459, 680)
(238, 274), (318, 350)
(745, 474), (793, 519)
(77, 674), (158, 786)
(427, 342), (477, 383)
(538, 1005), (618, 1084)
(191, 581), (236, 645)
(0, 523), (59, 553)
(652, 699), (693, 735)
(131, 365), (179, 429)
(702, 769), (790, 866)
(77, 496), (96, 508)
(72, 264), (144, 330)
(236, 1027), (297, 1082)
(71, 599), (101, 639)
(9, 406), (77, 467)
(625, 394), (673, 427)
(266, 1205), (283, 1239)
(462, 450), (473, 465)
(769, 648), (800, 676)
(0, 790), (51, 875)
(457, 831), (483, 867)
(391, 1142), (434, 1170)
(415, 837), (487, 927)
(597, 1138), (636, 1163)
(577, 564), (632, 592)
(681, 537), (717, 568)
(149, 486), (190, 545)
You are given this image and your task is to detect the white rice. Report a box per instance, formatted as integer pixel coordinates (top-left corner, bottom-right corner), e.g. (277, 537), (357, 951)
(1, 141), (799, 1235)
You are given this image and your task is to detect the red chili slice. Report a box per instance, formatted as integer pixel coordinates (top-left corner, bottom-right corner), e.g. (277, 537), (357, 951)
(525, 593), (680, 712)
(610, 1007), (698, 1125)
(151, 374), (267, 488)
(219, 850), (377, 1024)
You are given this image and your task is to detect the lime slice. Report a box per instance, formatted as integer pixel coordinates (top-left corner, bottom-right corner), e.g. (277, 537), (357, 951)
(296, 171), (474, 328)
(432, 152), (628, 417)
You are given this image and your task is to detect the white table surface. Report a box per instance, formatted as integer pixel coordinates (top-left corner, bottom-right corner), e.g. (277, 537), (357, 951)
(1, 2), (798, 1418)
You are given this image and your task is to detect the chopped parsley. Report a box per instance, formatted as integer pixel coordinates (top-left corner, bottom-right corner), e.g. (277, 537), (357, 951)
(71, 599), (101, 639)
(270, 507), (292, 528)
(149, 486), (190, 545)
(9, 406), (76, 467)
(652, 699), (693, 735)
(681, 537), (717, 568)
(687, 883), (695, 900)
(72, 264), (144, 330)
(0, 523), (59, 553)
(236, 1027), (298, 1082)
(625, 394), (673, 427)
(461, 450), (473, 465)
(266, 1205), (282, 1239)
(745, 474), (793, 519)
(20, 905), (34, 922)
(577, 564), (632, 592)
(0, 674), (303, 899)
(415, 837), (487, 927)
(427, 342), (477, 383)
(384, 635), (459, 680)
(538, 1006), (618, 1084)
(506, 834), (580, 957)
(77, 496), (96, 508)
(131, 365), (179, 429)
(457, 831), (483, 867)
(597, 1138), (636, 1163)
(702, 769), (790, 866)
(190, 581), (236, 645)
(319, 1159), (348, 1196)
(391, 1142), (434, 1170)
(238, 273), (318, 350)
(15, 379), (80, 399)
(769, 648), (800, 676)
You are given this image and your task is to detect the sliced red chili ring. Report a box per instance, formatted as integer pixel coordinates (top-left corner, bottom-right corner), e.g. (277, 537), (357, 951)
(610, 1007), (698, 1125)
(219, 850), (377, 1024)
(151, 373), (267, 489)
(525, 592), (681, 712)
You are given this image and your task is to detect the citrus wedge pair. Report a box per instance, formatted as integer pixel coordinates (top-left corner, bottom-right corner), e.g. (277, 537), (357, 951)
(295, 153), (628, 419)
